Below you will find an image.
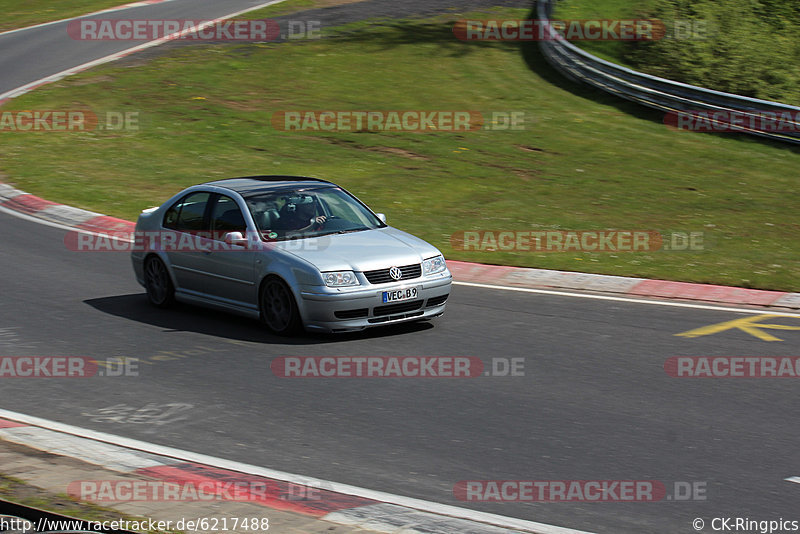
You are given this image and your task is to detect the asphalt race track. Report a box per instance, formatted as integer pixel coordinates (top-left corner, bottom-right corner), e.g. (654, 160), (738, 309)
(1, 1), (799, 533)
(2, 208), (799, 532)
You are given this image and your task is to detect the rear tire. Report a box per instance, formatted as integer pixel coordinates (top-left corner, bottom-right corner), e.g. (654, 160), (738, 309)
(144, 256), (175, 308)
(260, 277), (302, 335)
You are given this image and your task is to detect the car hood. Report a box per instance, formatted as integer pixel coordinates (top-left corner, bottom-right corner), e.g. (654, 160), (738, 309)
(271, 227), (442, 273)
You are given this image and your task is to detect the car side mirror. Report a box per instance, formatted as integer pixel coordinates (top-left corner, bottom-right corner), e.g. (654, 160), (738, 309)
(223, 232), (248, 247)
(376, 213), (387, 224)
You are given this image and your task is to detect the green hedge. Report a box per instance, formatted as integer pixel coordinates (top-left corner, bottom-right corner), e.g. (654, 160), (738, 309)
(559, 0), (800, 105)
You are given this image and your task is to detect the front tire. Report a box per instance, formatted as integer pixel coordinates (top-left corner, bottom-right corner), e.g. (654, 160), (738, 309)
(260, 277), (302, 335)
(144, 256), (175, 308)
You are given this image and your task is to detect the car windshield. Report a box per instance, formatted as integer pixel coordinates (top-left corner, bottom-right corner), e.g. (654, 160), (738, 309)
(244, 186), (383, 241)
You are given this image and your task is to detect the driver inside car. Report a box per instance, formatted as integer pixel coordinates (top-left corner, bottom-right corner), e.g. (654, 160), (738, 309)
(276, 194), (327, 233)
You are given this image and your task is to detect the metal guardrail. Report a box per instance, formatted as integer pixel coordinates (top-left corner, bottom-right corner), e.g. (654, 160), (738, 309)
(536, 0), (800, 145)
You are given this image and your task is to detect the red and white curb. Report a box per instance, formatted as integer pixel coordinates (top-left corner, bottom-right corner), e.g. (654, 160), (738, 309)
(446, 261), (800, 309)
(0, 183), (133, 234)
(0, 411), (591, 534)
(1, 181), (799, 310)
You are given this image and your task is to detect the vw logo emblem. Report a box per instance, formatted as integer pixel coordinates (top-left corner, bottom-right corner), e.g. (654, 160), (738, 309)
(389, 266), (403, 280)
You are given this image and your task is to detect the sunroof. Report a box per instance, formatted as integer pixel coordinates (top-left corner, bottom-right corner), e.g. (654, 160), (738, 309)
(214, 175), (331, 183)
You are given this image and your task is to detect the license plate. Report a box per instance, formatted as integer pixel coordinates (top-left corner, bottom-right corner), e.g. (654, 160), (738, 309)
(382, 287), (419, 303)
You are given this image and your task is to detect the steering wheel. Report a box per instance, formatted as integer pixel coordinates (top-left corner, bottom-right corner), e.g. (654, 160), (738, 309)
(311, 216), (327, 230)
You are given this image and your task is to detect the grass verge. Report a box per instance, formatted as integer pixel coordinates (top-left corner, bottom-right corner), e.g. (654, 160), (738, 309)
(0, 7), (798, 290)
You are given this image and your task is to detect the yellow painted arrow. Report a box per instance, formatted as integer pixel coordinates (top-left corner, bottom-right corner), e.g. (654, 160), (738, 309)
(676, 314), (800, 342)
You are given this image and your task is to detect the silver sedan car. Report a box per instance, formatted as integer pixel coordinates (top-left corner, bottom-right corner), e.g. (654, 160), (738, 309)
(131, 176), (452, 334)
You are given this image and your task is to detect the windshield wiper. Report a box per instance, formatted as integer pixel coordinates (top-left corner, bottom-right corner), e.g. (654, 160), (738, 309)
(310, 227), (368, 238)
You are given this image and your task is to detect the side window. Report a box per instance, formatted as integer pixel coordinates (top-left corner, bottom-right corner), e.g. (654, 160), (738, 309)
(163, 201), (181, 229)
(210, 195), (247, 237)
(163, 192), (211, 232)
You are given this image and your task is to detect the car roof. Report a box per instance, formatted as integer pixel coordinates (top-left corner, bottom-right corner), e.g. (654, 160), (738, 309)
(203, 176), (336, 196)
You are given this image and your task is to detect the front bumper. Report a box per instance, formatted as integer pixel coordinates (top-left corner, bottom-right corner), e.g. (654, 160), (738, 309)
(298, 271), (452, 333)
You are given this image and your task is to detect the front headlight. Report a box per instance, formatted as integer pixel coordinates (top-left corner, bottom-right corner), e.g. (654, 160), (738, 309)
(422, 255), (447, 276)
(323, 271), (360, 287)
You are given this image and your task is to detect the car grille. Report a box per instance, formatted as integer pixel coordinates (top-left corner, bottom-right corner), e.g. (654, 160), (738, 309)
(373, 300), (424, 317)
(363, 263), (422, 285)
(426, 294), (449, 307)
(334, 308), (369, 319)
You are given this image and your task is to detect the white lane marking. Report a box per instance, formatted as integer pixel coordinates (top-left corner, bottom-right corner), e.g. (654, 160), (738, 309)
(0, 183), (27, 198)
(0, 327), (38, 350)
(0, 0), (289, 102)
(0, 425), (176, 471)
(0, 409), (593, 534)
(0, 0), (178, 38)
(324, 503), (574, 534)
(786, 477), (800, 484)
(453, 281), (800, 318)
(82, 402), (194, 426)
